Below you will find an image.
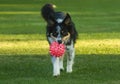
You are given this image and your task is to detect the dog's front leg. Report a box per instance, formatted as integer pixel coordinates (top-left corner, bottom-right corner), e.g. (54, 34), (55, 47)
(59, 56), (64, 71)
(66, 45), (75, 73)
(51, 56), (60, 76)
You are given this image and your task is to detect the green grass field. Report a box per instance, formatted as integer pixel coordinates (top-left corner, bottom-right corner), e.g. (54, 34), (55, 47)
(0, 0), (120, 84)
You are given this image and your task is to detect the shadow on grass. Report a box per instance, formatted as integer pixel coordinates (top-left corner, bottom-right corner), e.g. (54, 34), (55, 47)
(0, 54), (120, 84)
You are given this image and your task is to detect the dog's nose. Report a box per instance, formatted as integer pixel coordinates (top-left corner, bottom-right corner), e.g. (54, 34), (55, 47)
(58, 40), (62, 44)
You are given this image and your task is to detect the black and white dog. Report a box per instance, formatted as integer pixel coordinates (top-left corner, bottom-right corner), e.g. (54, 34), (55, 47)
(41, 4), (78, 76)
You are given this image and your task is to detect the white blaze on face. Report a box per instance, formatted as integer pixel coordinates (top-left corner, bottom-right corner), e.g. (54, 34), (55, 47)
(56, 18), (64, 42)
(56, 25), (61, 41)
(56, 18), (63, 23)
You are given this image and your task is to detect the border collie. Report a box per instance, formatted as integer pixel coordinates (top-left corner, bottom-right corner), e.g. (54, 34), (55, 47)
(41, 4), (78, 76)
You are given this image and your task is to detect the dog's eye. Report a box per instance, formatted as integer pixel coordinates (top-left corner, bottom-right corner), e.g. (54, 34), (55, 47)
(61, 31), (68, 36)
(52, 32), (58, 37)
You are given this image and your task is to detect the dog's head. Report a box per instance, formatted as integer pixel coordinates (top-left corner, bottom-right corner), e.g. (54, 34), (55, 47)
(47, 12), (72, 44)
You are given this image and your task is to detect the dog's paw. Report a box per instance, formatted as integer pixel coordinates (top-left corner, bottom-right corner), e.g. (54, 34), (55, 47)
(67, 69), (72, 73)
(66, 65), (72, 73)
(54, 75), (59, 78)
(53, 74), (60, 78)
(60, 68), (64, 72)
(53, 72), (60, 77)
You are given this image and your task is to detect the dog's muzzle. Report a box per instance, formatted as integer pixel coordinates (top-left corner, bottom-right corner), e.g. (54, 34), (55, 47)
(50, 32), (70, 44)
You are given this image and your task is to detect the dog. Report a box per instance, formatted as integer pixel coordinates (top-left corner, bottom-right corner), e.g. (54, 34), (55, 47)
(41, 4), (78, 76)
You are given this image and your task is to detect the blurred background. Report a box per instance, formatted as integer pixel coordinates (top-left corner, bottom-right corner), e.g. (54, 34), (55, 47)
(0, 0), (120, 34)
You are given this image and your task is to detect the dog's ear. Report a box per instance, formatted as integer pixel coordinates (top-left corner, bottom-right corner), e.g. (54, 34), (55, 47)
(63, 13), (71, 25)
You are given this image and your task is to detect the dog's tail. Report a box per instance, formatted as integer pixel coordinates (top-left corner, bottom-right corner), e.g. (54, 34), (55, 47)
(41, 4), (56, 23)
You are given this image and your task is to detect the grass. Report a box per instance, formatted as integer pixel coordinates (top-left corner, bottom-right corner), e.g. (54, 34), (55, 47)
(0, 0), (120, 84)
(0, 55), (120, 84)
(0, 33), (120, 55)
(0, 39), (120, 55)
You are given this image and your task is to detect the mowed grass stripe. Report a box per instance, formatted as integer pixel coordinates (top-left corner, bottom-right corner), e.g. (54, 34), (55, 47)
(0, 39), (120, 55)
(77, 39), (120, 55)
(0, 33), (120, 41)
(0, 34), (46, 41)
(1, 11), (120, 15)
(0, 40), (49, 55)
(0, 11), (39, 14)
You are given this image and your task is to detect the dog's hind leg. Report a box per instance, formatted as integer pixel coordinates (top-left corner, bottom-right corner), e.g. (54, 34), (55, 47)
(66, 44), (75, 73)
(51, 56), (60, 76)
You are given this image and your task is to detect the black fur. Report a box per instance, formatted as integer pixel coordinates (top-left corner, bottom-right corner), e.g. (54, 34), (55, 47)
(41, 4), (78, 45)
